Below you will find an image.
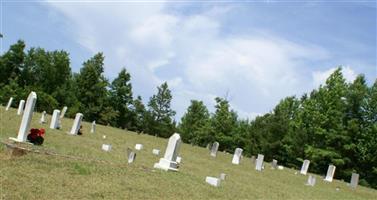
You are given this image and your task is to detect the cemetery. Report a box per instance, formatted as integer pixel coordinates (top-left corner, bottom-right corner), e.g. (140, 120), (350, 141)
(0, 103), (376, 199)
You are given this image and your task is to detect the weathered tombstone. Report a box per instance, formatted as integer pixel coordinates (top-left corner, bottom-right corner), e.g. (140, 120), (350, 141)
(69, 113), (83, 135)
(50, 109), (61, 129)
(306, 175), (316, 186)
(232, 148), (243, 165)
(39, 111), (47, 124)
(251, 155), (256, 164)
(154, 133), (182, 171)
(205, 176), (221, 187)
(300, 159), (310, 175)
(176, 156), (182, 163)
(271, 159), (278, 169)
(220, 173), (226, 180)
(206, 143), (211, 150)
(127, 148), (136, 164)
(17, 100), (25, 115)
(324, 164), (336, 182)
(210, 142), (219, 157)
(135, 144), (143, 150)
(102, 144), (111, 151)
(9, 92), (37, 142)
(152, 149), (160, 155)
(350, 173), (359, 189)
(60, 106), (68, 119)
(90, 121), (96, 133)
(5, 97), (13, 111)
(255, 154), (264, 171)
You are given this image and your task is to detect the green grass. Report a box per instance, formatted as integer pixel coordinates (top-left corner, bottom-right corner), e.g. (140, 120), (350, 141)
(1, 106), (376, 199)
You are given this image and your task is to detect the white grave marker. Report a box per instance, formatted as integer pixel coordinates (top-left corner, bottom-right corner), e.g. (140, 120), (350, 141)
(69, 113), (83, 135)
(40, 111), (47, 124)
(17, 100), (25, 115)
(176, 156), (182, 163)
(154, 133), (182, 171)
(135, 144), (143, 150)
(255, 154), (264, 171)
(91, 121), (96, 133)
(324, 164), (336, 182)
(152, 149), (160, 155)
(300, 160), (310, 175)
(350, 173), (359, 189)
(127, 148), (136, 164)
(102, 144), (112, 151)
(271, 159), (278, 169)
(60, 106), (67, 119)
(232, 148), (243, 165)
(10, 92), (37, 142)
(50, 109), (60, 129)
(205, 177), (221, 187)
(220, 173), (226, 180)
(306, 175), (316, 186)
(210, 142), (219, 157)
(5, 97), (13, 111)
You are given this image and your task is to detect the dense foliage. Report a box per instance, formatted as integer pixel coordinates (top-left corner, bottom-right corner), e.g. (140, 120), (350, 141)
(1, 40), (376, 188)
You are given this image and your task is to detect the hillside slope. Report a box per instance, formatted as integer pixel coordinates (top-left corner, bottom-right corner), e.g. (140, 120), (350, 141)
(1, 107), (376, 199)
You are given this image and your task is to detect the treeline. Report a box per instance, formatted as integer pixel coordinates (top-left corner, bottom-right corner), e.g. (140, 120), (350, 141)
(1, 40), (376, 188)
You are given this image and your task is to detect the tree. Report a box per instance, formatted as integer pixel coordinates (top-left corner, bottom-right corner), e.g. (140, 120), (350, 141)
(131, 96), (147, 133)
(179, 100), (211, 145)
(75, 53), (108, 122)
(0, 40), (25, 85)
(146, 82), (176, 137)
(110, 68), (134, 129)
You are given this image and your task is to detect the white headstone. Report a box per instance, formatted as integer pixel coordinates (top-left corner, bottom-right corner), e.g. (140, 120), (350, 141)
(220, 173), (226, 180)
(127, 148), (136, 164)
(152, 149), (160, 155)
(10, 92), (37, 142)
(205, 176), (221, 187)
(39, 111), (47, 124)
(350, 173), (359, 189)
(300, 159), (310, 175)
(232, 148), (243, 165)
(324, 165), (336, 182)
(278, 165), (284, 170)
(306, 175), (316, 186)
(5, 97), (13, 111)
(91, 121), (96, 133)
(17, 100), (25, 115)
(102, 144), (112, 151)
(271, 159), (278, 169)
(135, 144), (143, 150)
(176, 156), (182, 163)
(69, 113), (83, 135)
(154, 133), (182, 171)
(210, 142), (219, 157)
(255, 154), (264, 171)
(60, 106), (67, 119)
(50, 109), (61, 129)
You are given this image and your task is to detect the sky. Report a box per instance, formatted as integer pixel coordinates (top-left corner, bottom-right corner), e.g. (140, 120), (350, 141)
(1, 1), (376, 121)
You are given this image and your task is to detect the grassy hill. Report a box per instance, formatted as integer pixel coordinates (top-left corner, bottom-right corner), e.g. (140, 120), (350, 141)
(1, 106), (376, 199)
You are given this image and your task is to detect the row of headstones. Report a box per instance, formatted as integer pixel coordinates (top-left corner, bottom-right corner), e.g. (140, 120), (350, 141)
(209, 142), (359, 189)
(5, 94), (359, 189)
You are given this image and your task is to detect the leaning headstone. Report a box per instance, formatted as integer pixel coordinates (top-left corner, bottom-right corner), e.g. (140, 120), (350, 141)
(251, 155), (256, 164)
(176, 156), (182, 163)
(154, 133), (182, 171)
(39, 111), (47, 124)
(306, 175), (316, 186)
(232, 148), (243, 165)
(324, 164), (336, 182)
(5, 97), (13, 111)
(271, 159), (278, 169)
(69, 113), (83, 135)
(127, 148), (136, 164)
(102, 144), (112, 152)
(10, 92), (37, 142)
(206, 143), (211, 150)
(135, 144), (143, 150)
(220, 173), (226, 180)
(152, 149), (160, 155)
(255, 154), (264, 171)
(60, 106), (68, 119)
(350, 173), (359, 189)
(90, 121), (96, 133)
(50, 109), (61, 129)
(300, 159), (310, 175)
(205, 176), (221, 187)
(210, 142), (219, 157)
(17, 100), (25, 115)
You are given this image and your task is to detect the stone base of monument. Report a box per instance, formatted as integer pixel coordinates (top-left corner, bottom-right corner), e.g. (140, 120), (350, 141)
(154, 158), (179, 171)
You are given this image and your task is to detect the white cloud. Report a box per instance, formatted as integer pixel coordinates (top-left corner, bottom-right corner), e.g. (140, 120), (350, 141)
(312, 66), (357, 87)
(43, 2), (331, 120)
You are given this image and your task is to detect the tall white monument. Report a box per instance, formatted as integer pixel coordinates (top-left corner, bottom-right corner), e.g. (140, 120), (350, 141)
(10, 92), (37, 142)
(154, 133), (182, 171)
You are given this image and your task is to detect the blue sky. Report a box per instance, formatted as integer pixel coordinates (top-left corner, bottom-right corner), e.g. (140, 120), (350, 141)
(1, 1), (376, 120)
